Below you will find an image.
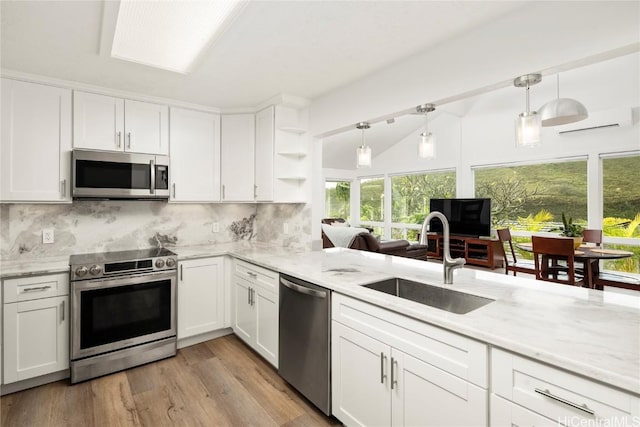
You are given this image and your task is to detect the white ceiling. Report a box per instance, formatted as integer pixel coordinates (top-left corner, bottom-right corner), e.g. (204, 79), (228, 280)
(1, 0), (527, 109)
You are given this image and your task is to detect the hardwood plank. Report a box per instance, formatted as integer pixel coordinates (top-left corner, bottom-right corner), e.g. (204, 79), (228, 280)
(90, 371), (141, 427)
(206, 335), (305, 425)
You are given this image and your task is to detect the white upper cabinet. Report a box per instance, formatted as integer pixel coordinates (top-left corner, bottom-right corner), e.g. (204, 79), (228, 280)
(73, 91), (168, 155)
(169, 108), (221, 202)
(220, 113), (255, 201)
(1, 78), (72, 202)
(254, 106), (274, 201)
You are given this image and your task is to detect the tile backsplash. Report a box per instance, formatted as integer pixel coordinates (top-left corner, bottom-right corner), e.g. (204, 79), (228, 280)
(0, 201), (311, 260)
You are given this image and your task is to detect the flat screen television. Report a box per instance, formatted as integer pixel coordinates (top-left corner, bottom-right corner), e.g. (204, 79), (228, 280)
(428, 198), (492, 237)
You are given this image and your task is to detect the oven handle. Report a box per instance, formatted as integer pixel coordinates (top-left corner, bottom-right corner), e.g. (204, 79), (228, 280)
(73, 270), (176, 291)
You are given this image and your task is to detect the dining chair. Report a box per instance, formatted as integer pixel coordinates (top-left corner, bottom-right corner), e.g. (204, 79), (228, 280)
(496, 228), (536, 276)
(582, 229), (603, 246)
(531, 236), (583, 286)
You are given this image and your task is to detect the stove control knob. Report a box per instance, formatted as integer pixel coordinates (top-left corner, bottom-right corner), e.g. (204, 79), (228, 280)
(75, 266), (88, 277)
(89, 265), (102, 276)
(165, 258), (176, 268)
(155, 258), (165, 269)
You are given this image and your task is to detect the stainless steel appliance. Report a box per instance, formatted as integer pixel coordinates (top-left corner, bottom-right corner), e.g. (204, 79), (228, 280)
(69, 248), (178, 383)
(72, 149), (170, 200)
(279, 274), (331, 415)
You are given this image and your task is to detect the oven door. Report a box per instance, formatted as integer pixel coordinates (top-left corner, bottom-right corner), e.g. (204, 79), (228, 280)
(71, 270), (176, 360)
(72, 149), (170, 199)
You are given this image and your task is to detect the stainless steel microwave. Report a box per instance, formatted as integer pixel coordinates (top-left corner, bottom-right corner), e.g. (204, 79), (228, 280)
(72, 149), (169, 200)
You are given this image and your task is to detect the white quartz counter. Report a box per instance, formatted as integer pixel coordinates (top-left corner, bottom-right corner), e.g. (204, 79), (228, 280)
(2, 243), (639, 395)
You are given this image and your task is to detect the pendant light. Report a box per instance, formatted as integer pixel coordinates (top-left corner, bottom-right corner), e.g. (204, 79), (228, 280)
(514, 74), (542, 148)
(416, 104), (436, 159)
(538, 74), (588, 126)
(356, 122), (371, 168)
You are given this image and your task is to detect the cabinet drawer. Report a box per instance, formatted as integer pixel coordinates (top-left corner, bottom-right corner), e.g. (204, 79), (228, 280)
(234, 259), (278, 293)
(3, 273), (69, 303)
(492, 349), (640, 422)
(332, 293), (488, 388)
(490, 394), (557, 426)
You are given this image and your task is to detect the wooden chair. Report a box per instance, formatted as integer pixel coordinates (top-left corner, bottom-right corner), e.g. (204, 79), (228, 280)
(531, 236), (583, 286)
(582, 229), (603, 246)
(496, 228), (536, 276)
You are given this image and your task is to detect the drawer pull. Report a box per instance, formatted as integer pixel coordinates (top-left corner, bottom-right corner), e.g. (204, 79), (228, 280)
(247, 271), (258, 278)
(22, 285), (52, 293)
(534, 388), (595, 416)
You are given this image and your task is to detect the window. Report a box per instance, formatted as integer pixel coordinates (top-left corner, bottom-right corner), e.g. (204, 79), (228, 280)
(474, 160), (588, 232)
(391, 171), (456, 241)
(602, 155), (640, 273)
(325, 180), (351, 220)
(360, 177), (384, 223)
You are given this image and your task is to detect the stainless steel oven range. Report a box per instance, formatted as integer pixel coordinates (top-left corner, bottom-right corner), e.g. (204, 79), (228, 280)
(69, 248), (178, 383)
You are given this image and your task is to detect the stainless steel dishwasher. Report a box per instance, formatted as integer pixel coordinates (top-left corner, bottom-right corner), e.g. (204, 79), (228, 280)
(279, 274), (331, 416)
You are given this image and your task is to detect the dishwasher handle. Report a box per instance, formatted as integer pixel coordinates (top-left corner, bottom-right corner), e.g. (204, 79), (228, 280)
(280, 277), (327, 299)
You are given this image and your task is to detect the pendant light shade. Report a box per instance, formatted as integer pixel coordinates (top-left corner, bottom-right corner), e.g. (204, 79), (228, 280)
(416, 104), (436, 159)
(514, 74), (542, 148)
(538, 75), (588, 126)
(356, 122), (371, 168)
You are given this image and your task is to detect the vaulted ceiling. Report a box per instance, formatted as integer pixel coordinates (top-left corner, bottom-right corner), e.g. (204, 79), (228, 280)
(1, 1), (527, 108)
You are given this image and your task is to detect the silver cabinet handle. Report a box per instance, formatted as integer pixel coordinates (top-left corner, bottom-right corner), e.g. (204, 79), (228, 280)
(254, 184), (258, 199)
(391, 357), (398, 389)
(534, 388), (595, 416)
(180, 264), (183, 281)
(61, 300), (65, 322)
(23, 285), (52, 293)
(149, 159), (155, 195)
(380, 353), (386, 384)
(60, 179), (66, 198)
(250, 287), (255, 306)
(172, 183), (176, 198)
(247, 286), (251, 305)
(127, 132), (131, 149)
(280, 277), (327, 298)
(247, 271), (258, 278)
(222, 184), (225, 200)
(117, 131), (122, 148)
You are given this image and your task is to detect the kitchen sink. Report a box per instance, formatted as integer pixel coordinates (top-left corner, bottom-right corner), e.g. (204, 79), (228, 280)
(363, 278), (494, 314)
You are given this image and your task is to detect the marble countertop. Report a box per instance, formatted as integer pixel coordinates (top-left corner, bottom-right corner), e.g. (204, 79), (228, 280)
(2, 243), (639, 395)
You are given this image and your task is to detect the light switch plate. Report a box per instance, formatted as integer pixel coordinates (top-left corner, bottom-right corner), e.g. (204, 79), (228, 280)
(212, 222), (220, 233)
(42, 229), (54, 244)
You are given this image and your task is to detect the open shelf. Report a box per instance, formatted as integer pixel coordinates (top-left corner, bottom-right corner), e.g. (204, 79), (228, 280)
(277, 176), (307, 181)
(278, 126), (307, 134)
(277, 151), (307, 159)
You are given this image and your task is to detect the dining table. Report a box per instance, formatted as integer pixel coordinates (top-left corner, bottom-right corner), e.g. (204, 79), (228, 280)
(516, 241), (634, 289)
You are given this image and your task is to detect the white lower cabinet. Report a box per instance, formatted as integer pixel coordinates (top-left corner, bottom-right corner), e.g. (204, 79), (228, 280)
(491, 348), (640, 426)
(177, 257), (225, 340)
(2, 273), (70, 384)
(232, 259), (279, 367)
(332, 293), (488, 426)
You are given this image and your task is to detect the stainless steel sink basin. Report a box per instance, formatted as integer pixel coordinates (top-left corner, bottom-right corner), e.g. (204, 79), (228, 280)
(363, 278), (494, 314)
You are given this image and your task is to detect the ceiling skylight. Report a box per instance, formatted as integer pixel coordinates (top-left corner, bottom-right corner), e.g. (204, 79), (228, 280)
(111, 0), (245, 74)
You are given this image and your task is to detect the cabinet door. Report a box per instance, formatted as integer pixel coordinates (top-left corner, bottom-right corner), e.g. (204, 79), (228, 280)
(3, 296), (69, 384)
(332, 321), (391, 427)
(73, 91), (124, 151)
(177, 258), (225, 340)
(254, 287), (278, 367)
(254, 106), (274, 201)
(391, 349), (487, 427)
(1, 79), (72, 202)
(232, 276), (255, 345)
(124, 99), (168, 155)
(220, 114), (255, 201)
(170, 108), (221, 202)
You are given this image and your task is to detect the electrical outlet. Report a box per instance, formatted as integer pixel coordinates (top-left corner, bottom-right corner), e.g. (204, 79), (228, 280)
(283, 223), (289, 234)
(42, 229), (54, 244)
(212, 222), (220, 233)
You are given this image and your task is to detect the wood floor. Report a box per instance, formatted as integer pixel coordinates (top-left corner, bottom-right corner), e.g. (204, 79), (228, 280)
(1, 335), (342, 427)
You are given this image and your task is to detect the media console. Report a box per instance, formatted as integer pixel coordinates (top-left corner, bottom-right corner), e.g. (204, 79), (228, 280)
(425, 233), (504, 270)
